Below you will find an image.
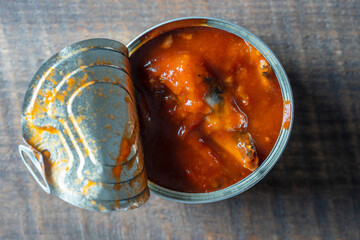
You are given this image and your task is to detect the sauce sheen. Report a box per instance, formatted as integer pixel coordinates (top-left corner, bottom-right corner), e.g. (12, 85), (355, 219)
(130, 27), (283, 193)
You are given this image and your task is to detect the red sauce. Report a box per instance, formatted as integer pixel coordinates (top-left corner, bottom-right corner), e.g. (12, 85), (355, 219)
(130, 27), (283, 193)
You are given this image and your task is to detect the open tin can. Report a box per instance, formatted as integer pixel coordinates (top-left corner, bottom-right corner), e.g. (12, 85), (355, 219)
(19, 17), (294, 211)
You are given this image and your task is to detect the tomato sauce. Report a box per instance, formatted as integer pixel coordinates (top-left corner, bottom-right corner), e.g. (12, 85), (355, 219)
(130, 27), (283, 193)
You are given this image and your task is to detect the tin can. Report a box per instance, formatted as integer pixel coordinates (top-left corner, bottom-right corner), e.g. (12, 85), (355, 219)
(19, 39), (149, 211)
(128, 17), (294, 203)
(19, 17), (294, 210)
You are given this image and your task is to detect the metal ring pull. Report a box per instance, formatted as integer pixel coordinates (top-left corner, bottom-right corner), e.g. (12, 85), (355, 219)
(18, 145), (51, 194)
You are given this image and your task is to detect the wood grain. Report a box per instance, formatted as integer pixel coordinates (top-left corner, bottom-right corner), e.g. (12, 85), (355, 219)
(0, 0), (359, 239)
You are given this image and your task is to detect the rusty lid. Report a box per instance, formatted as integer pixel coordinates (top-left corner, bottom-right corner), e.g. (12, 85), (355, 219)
(19, 39), (149, 211)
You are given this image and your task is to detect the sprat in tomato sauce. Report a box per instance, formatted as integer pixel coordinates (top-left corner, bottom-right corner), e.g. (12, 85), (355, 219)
(130, 26), (283, 193)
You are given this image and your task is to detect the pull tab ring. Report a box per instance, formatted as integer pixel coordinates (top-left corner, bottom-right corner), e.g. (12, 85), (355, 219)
(19, 145), (51, 194)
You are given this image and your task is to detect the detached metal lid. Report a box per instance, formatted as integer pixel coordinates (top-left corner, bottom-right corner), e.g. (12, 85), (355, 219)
(19, 39), (149, 211)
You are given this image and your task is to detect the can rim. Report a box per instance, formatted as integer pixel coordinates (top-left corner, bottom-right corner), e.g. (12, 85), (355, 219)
(127, 16), (294, 203)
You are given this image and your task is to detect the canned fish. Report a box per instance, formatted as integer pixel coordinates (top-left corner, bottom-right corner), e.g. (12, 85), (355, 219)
(127, 17), (293, 203)
(19, 17), (294, 211)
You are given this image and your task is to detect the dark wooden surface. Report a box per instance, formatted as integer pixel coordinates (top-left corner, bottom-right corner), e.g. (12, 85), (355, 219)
(1, 0), (359, 239)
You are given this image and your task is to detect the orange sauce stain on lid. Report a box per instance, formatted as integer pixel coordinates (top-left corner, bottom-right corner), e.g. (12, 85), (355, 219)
(42, 150), (51, 160)
(112, 165), (123, 183)
(26, 124), (61, 148)
(82, 180), (96, 195)
(112, 95), (139, 181)
(94, 59), (112, 66)
(97, 204), (106, 211)
(46, 66), (57, 85)
(114, 198), (120, 209)
(112, 131), (137, 181)
(66, 76), (81, 92)
(27, 103), (47, 119)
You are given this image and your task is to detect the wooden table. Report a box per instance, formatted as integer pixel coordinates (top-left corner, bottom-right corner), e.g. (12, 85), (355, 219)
(1, 0), (359, 239)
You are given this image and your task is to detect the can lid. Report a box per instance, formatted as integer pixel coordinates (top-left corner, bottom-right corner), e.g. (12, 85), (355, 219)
(19, 39), (149, 211)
